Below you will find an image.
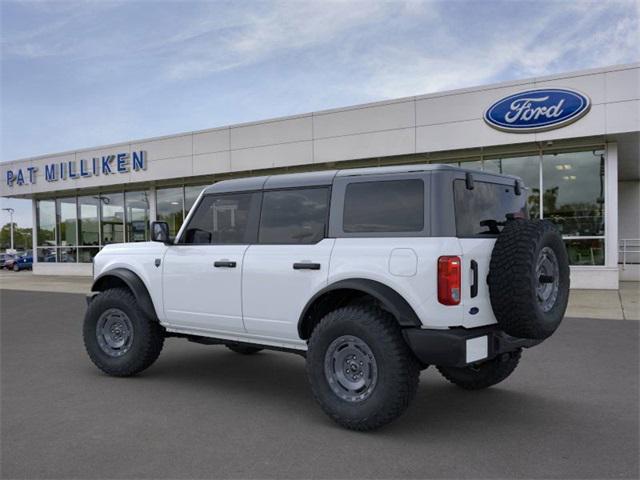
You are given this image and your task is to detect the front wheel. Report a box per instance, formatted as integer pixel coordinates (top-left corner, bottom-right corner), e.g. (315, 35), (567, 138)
(83, 288), (165, 377)
(306, 305), (420, 431)
(436, 349), (521, 390)
(13, 264), (19, 272)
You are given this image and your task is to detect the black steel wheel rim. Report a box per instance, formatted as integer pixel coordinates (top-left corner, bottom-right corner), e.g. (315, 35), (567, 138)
(324, 335), (378, 402)
(536, 246), (560, 313)
(96, 308), (134, 357)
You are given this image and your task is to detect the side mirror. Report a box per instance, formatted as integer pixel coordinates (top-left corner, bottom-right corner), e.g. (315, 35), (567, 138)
(151, 221), (171, 244)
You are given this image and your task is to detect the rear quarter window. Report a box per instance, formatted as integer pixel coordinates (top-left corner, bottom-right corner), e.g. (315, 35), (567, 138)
(343, 179), (424, 233)
(454, 180), (527, 236)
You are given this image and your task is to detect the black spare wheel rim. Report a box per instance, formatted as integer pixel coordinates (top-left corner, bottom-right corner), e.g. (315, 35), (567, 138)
(96, 308), (134, 357)
(324, 335), (378, 402)
(488, 219), (570, 340)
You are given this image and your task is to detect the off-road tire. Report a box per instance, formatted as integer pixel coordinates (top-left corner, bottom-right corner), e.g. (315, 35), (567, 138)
(488, 219), (569, 340)
(226, 344), (263, 355)
(306, 305), (420, 431)
(437, 349), (521, 390)
(83, 288), (165, 377)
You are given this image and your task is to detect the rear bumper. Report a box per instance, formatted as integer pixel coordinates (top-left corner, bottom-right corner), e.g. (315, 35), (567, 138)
(402, 324), (541, 368)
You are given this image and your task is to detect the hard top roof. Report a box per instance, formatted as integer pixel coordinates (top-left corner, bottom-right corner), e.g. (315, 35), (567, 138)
(202, 163), (520, 194)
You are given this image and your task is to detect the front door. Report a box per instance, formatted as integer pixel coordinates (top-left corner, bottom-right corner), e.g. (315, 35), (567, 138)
(162, 191), (261, 334)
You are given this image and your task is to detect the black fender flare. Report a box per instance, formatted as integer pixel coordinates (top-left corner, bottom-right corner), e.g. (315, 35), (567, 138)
(91, 268), (158, 320)
(297, 278), (422, 338)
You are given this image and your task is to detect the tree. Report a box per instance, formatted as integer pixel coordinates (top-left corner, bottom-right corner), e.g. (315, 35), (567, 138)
(0, 223), (33, 251)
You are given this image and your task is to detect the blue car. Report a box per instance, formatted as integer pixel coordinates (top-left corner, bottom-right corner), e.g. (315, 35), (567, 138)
(13, 253), (33, 271)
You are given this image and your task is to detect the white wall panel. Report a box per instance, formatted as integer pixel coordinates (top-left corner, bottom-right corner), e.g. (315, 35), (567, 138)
(231, 141), (312, 172)
(133, 156), (193, 181)
(131, 134), (192, 161)
(606, 68), (640, 103)
(606, 100), (640, 134)
(314, 101), (414, 139)
(536, 104), (607, 142)
(193, 151), (231, 175)
(193, 128), (230, 154)
(534, 73), (606, 105)
(314, 128), (415, 163)
(230, 116), (312, 150)
(416, 85), (533, 126)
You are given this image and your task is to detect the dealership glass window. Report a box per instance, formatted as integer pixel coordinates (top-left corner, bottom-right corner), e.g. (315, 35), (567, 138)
(56, 197), (77, 247)
(542, 151), (605, 237)
(343, 180), (424, 233)
(542, 150), (605, 266)
(483, 155), (541, 218)
(36, 200), (56, 246)
(156, 187), (184, 237)
(78, 196), (100, 246)
(78, 247), (100, 263)
(259, 188), (329, 244)
(185, 185), (206, 214)
(36, 246), (57, 263)
(100, 193), (124, 244)
(125, 190), (150, 242)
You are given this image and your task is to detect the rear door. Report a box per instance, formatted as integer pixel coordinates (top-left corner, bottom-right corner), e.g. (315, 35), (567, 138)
(242, 187), (333, 341)
(453, 178), (528, 327)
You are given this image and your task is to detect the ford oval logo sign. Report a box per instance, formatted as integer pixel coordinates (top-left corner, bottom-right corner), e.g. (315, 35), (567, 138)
(484, 88), (591, 133)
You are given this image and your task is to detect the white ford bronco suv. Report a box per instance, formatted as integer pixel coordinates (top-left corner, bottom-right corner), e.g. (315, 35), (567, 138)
(84, 164), (570, 430)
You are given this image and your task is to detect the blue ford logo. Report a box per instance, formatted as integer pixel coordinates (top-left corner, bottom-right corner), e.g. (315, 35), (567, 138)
(484, 88), (591, 133)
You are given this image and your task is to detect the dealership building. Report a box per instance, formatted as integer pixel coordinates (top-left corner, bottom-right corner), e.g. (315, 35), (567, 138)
(1, 63), (638, 289)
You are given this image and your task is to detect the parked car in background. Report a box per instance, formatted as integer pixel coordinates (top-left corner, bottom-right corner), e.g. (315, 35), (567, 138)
(0, 253), (16, 269)
(12, 252), (33, 271)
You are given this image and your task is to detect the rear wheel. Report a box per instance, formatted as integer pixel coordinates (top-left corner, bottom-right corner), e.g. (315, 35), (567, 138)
(437, 349), (521, 390)
(306, 305), (420, 431)
(225, 344), (263, 355)
(83, 288), (165, 376)
(12, 264), (19, 272)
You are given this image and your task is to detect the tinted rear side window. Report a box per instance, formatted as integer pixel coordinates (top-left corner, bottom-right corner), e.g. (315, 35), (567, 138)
(454, 180), (527, 236)
(343, 179), (424, 233)
(259, 188), (329, 244)
(181, 192), (259, 244)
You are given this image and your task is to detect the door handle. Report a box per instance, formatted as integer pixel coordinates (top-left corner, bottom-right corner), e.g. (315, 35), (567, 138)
(214, 260), (236, 268)
(293, 262), (321, 270)
(470, 260), (478, 298)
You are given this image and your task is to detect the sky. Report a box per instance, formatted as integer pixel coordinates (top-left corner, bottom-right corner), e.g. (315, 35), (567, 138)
(1, 0), (639, 228)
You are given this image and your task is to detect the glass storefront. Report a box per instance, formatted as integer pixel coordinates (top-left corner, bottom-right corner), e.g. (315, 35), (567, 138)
(156, 187), (184, 237)
(32, 152), (605, 268)
(457, 148), (605, 265)
(125, 191), (150, 242)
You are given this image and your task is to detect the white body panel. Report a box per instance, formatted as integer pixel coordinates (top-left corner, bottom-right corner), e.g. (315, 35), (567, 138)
(328, 237), (472, 329)
(162, 245), (248, 334)
(242, 239), (335, 341)
(93, 242), (168, 321)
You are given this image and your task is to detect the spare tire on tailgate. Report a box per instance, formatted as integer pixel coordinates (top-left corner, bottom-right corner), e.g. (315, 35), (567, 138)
(488, 219), (570, 340)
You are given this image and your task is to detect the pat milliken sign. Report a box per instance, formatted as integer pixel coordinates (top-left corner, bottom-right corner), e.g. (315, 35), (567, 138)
(5, 151), (147, 187)
(484, 88), (591, 133)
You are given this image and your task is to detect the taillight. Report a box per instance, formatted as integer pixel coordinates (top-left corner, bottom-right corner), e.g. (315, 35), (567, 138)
(438, 256), (461, 305)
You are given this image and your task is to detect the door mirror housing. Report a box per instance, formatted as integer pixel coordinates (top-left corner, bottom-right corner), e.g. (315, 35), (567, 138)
(151, 221), (172, 244)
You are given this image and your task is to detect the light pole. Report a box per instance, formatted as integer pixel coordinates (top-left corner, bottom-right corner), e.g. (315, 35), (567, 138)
(2, 207), (15, 251)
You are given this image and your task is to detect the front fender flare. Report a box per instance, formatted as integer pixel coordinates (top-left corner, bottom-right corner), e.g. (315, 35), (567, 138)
(298, 278), (422, 338)
(91, 268), (158, 320)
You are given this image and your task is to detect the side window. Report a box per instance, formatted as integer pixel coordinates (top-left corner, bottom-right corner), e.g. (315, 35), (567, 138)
(343, 179), (424, 233)
(181, 192), (258, 244)
(259, 188), (329, 244)
(453, 180), (528, 236)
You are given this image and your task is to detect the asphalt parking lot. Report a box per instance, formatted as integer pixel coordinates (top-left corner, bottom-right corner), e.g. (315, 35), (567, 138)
(1, 289), (638, 479)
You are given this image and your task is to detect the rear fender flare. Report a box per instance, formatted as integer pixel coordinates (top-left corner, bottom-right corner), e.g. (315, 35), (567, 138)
(298, 278), (422, 339)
